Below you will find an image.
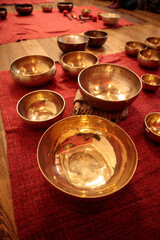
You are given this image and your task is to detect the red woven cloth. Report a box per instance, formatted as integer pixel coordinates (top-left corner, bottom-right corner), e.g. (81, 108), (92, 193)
(0, 0), (53, 4)
(0, 52), (160, 240)
(0, 5), (134, 44)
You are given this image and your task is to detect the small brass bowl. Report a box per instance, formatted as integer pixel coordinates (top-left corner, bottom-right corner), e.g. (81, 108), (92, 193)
(141, 74), (160, 91)
(81, 8), (91, 17)
(78, 64), (142, 112)
(0, 7), (7, 20)
(84, 30), (108, 48)
(101, 13), (120, 26)
(137, 49), (160, 69)
(145, 37), (160, 51)
(42, 4), (52, 12)
(144, 112), (160, 143)
(15, 4), (33, 16)
(10, 55), (56, 87)
(61, 51), (98, 78)
(125, 41), (147, 57)
(17, 90), (65, 128)
(37, 115), (138, 198)
(57, 34), (89, 53)
(57, 2), (73, 12)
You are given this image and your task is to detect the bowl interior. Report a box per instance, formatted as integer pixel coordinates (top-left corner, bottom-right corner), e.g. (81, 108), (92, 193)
(141, 74), (160, 86)
(58, 34), (88, 45)
(37, 115), (138, 198)
(84, 30), (108, 39)
(126, 41), (146, 50)
(146, 37), (160, 48)
(140, 49), (160, 61)
(145, 113), (160, 137)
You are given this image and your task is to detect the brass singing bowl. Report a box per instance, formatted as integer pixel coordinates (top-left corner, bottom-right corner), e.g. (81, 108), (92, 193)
(10, 55), (56, 87)
(61, 51), (98, 78)
(84, 30), (108, 48)
(145, 37), (160, 51)
(137, 49), (160, 69)
(78, 64), (142, 112)
(57, 34), (89, 53)
(0, 7), (7, 20)
(37, 115), (138, 198)
(57, 2), (73, 12)
(81, 8), (91, 17)
(41, 4), (52, 12)
(141, 74), (160, 92)
(144, 112), (160, 143)
(15, 4), (33, 16)
(101, 13), (120, 26)
(125, 41), (147, 57)
(17, 90), (65, 129)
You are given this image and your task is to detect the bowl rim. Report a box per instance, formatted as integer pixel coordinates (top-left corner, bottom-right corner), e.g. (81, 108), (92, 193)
(17, 89), (65, 123)
(138, 49), (160, 62)
(101, 12), (121, 18)
(57, 34), (89, 44)
(141, 74), (160, 87)
(144, 112), (160, 137)
(84, 30), (108, 39)
(78, 63), (142, 103)
(125, 41), (147, 48)
(145, 36), (160, 44)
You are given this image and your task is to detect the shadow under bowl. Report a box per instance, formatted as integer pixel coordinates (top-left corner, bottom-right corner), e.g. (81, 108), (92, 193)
(125, 41), (147, 57)
(144, 112), (160, 143)
(101, 13), (120, 26)
(137, 49), (160, 69)
(15, 4), (33, 16)
(84, 30), (108, 48)
(141, 74), (160, 91)
(0, 7), (7, 20)
(145, 37), (160, 51)
(57, 2), (73, 12)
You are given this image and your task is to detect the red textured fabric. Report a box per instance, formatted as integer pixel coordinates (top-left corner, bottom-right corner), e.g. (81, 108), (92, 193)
(0, 52), (160, 240)
(0, 0), (53, 4)
(0, 5), (134, 44)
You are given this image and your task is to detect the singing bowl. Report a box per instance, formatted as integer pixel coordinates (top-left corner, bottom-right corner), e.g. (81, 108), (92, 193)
(57, 34), (89, 53)
(17, 90), (65, 128)
(41, 4), (52, 12)
(57, 2), (73, 12)
(97, 12), (103, 20)
(81, 8), (91, 17)
(125, 41), (147, 57)
(10, 55), (56, 87)
(0, 7), (7, 20)
(101, 13), (120, 26)
(145, 37), (160, 51)
(141, 74), (160, 92)
(78, 64), (142, 112)
(15, 4), (33, 16)
(61, 51), (98, 78)
(37, 115), (138, 198)
(137, 49), (160, 69)
(84, 30), (108, 48)
(144, 112), (160, 143)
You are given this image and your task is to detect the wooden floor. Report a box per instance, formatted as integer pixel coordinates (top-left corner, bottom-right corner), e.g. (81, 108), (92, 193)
(0, 1), (160, 239)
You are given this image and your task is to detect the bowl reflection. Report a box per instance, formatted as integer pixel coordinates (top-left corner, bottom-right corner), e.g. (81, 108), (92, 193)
(144, 112), (160, 143)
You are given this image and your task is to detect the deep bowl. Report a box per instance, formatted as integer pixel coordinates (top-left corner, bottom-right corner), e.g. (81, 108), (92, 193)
(141, 74), (160, 91)
(15, 4), (33, 16)
(144, 112), (160, 143)
(37, 115), (138, 198)
(78, 63), (142, 112)
(81, 8), (91, 17)
(57, 2), (73, 12)
(0, 7), (7, 20)
(41, 4), (53, 12)
(10, 55), (56, 87)
(145, 37), (160, 51)
(17, 90), (65, 128)
(137, 49), (160, 69)
(61, 51), (98, 78)
(84, 30), (108, 48)
(125, 41), (147, 57)
(101, 12), (120, 26)
(57, 34), (89, 53)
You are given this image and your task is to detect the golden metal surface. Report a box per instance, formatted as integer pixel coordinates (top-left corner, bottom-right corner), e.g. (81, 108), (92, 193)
(125, 41), (147, 57)
(144, 112), (160, 143)
(57, 2), (73, 12)
(10, 55), (56, 87)
(141, 74), (160, 91)
(15, 4), (33, 16)
(61, 51), (98, 78)
(101, 13), (120, 26)
(137, 49), (160, 69)
(57, 34), (89, 53)
(78, 63), (142, 112)
(84, 30), (108, 48)
(145, 37), (160, 51)
(37, 115), (138, 198)
(17, 90), (65, 128)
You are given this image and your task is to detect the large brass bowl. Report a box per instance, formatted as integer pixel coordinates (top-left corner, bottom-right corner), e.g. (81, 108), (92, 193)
(37, 115), (138, 198)
(61, 51), (98, 78)
(141, 74), (160, 92)
(145, 37), (160, 51)
(144, 112), (160, 143)
(84, 30), (108, 48)
(17, 90), (65, 128)
(137, 49), (160, 69)
(125, 41), (147, 57)
(57, 34), (89, 53)
(10, 55), (56, 87)
(101, 13), (120, 26)
(78, 64), (142, 112)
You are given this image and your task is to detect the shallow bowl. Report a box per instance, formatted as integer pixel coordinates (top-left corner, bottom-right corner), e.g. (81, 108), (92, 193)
(17, 90), (65, 128)
(141, 74), (160, 91)
(10, 55), (56, 87)
(78, 63), (142, 112)
(145, 37), (160, 51)
(0, 7), (7, 20)
(101, 12), (120, 26)
(57, 34), (89, 53)
(125, 41), (147, 57)
(37, 115), (138, 198)
(15, 4), (33, 16)
(137, 49), (160, 69)
(57, 2), (73, 12)
(42, 4), (52, 12)
(61, 51), (98, 78)
(81, 8), (91, 17)
(144, 112), (160, 143)
(84, 30), (108, 48)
